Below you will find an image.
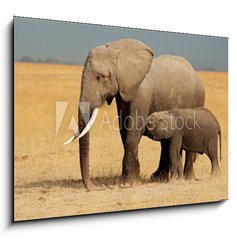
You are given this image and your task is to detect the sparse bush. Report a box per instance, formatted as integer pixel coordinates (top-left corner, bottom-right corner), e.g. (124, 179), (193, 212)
(19, 56), (35, 63)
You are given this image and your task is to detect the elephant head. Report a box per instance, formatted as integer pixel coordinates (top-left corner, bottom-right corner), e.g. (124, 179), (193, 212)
(145, 111), (177, 141)
(63, 39), (153, 190)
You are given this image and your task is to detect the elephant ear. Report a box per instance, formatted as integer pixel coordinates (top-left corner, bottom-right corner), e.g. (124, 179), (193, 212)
(160, 111), (176, 138)
(106, 39), (153, 102)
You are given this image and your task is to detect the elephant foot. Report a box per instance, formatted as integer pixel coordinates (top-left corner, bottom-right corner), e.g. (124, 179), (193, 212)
(184, 170), (195, 180)
(122, 173), (140, 185)
(172, 175), (184, 182)
(121, 168), (142, 188)
(150, 168), (169, 183)
(122, 162), (140, 185)
(211, 166), (220, 178)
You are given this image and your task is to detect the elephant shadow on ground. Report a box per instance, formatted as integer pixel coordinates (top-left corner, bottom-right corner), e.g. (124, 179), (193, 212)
(16, 176), (126, 190)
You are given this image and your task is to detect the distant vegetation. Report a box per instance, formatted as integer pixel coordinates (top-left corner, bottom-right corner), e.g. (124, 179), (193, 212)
(203, 67), (217, 71)
(16, 56), (218, 71)
(16, 56), (84, 65)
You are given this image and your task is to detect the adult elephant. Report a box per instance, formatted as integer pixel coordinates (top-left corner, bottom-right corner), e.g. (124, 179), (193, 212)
(64, 39), (205, 190)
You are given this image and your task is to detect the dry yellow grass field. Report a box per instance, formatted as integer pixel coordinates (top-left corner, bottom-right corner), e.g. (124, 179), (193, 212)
(14, 63), (228, 221)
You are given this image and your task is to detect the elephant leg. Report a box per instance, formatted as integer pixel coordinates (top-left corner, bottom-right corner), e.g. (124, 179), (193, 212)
(184, 151), (195, 180)
(122, 105), (148, 183)
(122, 138), (140, 183)
(115, 94), (130, 147)
(116, 94), (130, 176)
(207, 140), (219, 176)
(151, 139), (170, 182)
(177, 153), (183, 179)
(169, 135), (183, 180)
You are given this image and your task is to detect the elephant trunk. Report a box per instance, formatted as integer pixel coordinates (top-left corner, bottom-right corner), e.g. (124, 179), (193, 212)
(78, 104), (93, 190)
(62, 100), (98, 189)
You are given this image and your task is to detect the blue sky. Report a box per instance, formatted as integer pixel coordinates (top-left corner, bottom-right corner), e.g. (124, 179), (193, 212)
(14, 17), (228, 71)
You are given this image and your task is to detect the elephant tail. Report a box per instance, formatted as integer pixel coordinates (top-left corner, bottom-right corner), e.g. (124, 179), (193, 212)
(218, 129), (222, 162)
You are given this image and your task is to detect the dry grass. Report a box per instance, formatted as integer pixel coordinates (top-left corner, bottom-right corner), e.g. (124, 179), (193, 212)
(14, 63), (228, 221)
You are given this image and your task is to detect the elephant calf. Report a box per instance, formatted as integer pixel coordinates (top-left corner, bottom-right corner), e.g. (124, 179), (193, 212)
(144, 107), (221, 179)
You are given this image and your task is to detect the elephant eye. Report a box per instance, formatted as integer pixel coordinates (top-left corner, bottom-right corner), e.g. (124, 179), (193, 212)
(96, 74), (106, 81)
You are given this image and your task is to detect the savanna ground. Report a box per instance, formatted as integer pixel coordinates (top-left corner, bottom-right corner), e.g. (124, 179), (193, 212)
(14, 63), (228, 221)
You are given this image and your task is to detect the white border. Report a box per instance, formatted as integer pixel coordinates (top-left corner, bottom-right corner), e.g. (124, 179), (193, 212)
(1, 1), (236, 240)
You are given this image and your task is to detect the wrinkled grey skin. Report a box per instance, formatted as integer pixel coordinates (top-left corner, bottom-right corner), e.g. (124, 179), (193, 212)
(78, 39), (205, 190)
(145, 107), (221, 179)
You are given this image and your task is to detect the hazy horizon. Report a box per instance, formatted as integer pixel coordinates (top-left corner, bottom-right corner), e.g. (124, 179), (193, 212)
(14, 17), (228, 71)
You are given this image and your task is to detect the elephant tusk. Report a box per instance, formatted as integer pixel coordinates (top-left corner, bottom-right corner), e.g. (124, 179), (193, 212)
(62, 130), (80, 145)
(77, 107), (99, 139)
(62, 108), (99, 145)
